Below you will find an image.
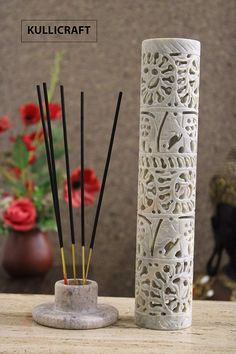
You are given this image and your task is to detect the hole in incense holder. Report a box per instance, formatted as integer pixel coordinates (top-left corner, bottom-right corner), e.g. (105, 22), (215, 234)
(32, 279), (119, 329)
(55, 279), (98, 313)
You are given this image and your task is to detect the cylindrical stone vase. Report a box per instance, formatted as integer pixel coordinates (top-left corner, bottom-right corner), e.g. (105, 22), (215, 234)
(135, 38), (201, 330)
(32, 279), (118, 329)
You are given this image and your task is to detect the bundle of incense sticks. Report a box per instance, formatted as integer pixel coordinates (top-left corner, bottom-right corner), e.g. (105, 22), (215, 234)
(37, 83), (122, 285)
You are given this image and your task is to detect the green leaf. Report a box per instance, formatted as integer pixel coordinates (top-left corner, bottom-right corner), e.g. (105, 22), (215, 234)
(37, 176), (51, 192)
(12, 137), (29, 169)
(53, 147), (65, 159)
(48, 50), (65, 102)
(0, 220), (7, 235)
(3, 179), (26, 196)
(52, 126), (63, 142)
(31, 152), (47, 174)
(32, 187), (44, 212)
(38, 218), (57, 232)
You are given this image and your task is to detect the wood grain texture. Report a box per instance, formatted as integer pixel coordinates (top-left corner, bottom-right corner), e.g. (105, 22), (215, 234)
(0, 294), (235, 353)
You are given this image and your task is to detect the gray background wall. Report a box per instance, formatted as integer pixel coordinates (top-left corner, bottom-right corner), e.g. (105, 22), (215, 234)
(0, 0), (235, 295)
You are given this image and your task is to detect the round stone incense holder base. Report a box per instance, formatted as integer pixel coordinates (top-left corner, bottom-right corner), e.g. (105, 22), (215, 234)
(32, 279), (118, 329)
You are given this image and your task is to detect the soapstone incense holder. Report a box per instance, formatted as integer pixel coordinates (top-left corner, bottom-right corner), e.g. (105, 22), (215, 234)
(32, 279), (118, 329)
(135, 38), (201, 330)
(33, 86), (122, 330)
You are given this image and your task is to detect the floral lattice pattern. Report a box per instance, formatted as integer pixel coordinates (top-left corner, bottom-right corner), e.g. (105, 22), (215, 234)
(136, 39), (200, 330)
(141, 52), (200, 109)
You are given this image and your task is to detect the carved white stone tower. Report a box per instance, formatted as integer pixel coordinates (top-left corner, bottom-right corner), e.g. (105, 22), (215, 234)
(135, 38), (201, 330)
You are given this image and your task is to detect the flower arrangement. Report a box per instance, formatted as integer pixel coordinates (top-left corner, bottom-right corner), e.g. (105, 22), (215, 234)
(0, 53), (100, 235)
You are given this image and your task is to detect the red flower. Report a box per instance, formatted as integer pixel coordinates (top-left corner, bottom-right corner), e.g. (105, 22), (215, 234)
(25, 180), (34, 193)
(20, 103), (40, 126)
(0, 116), (12, 133)
(49, 103), (61, 120)
(64, 168), (100, 208)
(10, 134), (36, 152)
(9, 167), (21, 178)
(20, 102), (61, 125)
(23, 134), (37, 151)
(3, 198), (37, 232)
(30, 129), (44, 142)
(24, 131), (44, 150)
(29, 154), (36, 164)
(10, 134), (38, 166)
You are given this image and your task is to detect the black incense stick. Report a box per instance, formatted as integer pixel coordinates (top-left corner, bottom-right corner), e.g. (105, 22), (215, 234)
(86, 92), (123, 279)
(43, 82), (67, 284)
(60, 85), (77, 284)
(43, 83), (63, 245)
(37, 84), (67, 284)
(80, 92), (86, 284)
(37, 85), (58, 234)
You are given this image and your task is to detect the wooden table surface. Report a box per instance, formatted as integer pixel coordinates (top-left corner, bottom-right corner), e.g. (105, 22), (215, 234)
(0, 294), (235, 353)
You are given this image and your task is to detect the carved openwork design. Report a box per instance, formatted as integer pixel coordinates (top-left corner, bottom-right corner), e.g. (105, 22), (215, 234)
(136, 258), (193, 315)
(141, 52), (199, 109)
(135, 39), (200, 330)
(140, 110), (198, 154)
(136, 215), (194, 259)
(138, 168), (196, 215)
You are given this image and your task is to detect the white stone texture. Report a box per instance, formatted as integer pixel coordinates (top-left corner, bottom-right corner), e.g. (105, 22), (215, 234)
(32, 279), (118, 329)
(135, 38), (201, 330)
